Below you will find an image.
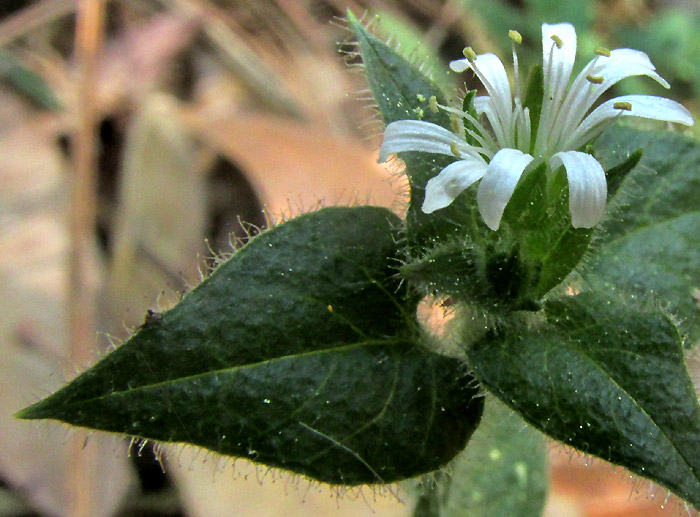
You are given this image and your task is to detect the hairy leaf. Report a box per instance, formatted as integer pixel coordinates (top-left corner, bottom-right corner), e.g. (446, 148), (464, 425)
(348, 11), (480, 251)
(594, 125), (700, 237)
(591, 125), (700, 343)
(468, 291), (700, 509)
(18, 207), (483, 485)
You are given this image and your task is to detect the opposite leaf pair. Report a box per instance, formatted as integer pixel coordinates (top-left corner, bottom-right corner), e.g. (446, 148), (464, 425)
(16, 11), (700, 516)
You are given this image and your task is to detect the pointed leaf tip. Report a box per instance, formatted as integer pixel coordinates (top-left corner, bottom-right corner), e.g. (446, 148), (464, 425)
(19, 206), (484, 485)
(468, 290), (700, 509)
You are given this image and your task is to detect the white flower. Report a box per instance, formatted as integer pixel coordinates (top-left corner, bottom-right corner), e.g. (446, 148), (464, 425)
(379, 23), (694, 230)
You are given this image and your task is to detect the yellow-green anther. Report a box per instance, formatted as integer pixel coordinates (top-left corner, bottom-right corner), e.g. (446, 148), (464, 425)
(463, 46), (477, 62)
(428, 96), (439, 113)
(417, 94), (426, 102)
(614, 101), (633, 111)
(450, 141), (462, 158)
(550, 34), (563, 49)
(594, 47), (611, 57)
(508, 30), (522, 44)
(450, 116), (461, 133)
(586, 75), (604, 84)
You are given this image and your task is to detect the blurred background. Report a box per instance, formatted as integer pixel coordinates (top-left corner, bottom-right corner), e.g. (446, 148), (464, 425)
(1, 0), (699, 515)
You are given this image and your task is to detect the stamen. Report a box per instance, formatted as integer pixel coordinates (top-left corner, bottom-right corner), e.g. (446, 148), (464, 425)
(436, 102), (498, 156)
(416, 94), (426, 102)
(613, 101), (633, 111)
(594, 47), (611, 57)
(462, 47), (477, 62)
(450, 141), (462, 158)
(550, 34), (563, 49)
(428, 96), (439, 113)
(450, 116), (462, 133)
(586, 75), (604, 84)
(511, 31), (522, 102)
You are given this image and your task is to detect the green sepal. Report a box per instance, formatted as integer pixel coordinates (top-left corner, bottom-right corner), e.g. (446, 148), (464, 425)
(348, 11), (479, 252)
(18, 206), (484, 485)
(605, 148), (643, 198)
(467, 290), (700, 509)
(501, 163), (592, 299)
(400, 237), (479, 299)
(522, 64), (543, 154)
(400, 236), (540, 311)
(462, 89), (479, 146)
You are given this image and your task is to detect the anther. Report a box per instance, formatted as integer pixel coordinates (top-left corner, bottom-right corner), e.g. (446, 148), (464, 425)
(613, 101), (632, 111)
(462, 47), (477, 62)
(550, 34), (563, 49)
(586, 75), (604, 84)
(594, 47), (611, 57)
(450, 141), (462, 158)
(450, 117), (461, 134)
(508, 30), (522, 44)
(428, 96), (439, 113)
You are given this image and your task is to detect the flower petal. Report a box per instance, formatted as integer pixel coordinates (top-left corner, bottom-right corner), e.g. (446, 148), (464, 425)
(542, 23), (577, 95)
(379, 120), (473, 163)
(536, 23), (577, 155)
(450, 54), (513, 147)
(450, 58), (470, 73)
(566, 95), (695, 150)
(422, 157), (488, 213)
(557, 49), (671, 139)
(550, 151), (607, 228)
(596, 49), (669, 89)
(473, 96), (491, 116)
(477, 149), (534, 230)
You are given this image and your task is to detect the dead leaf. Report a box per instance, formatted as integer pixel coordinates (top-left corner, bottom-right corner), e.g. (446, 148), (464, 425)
(0, 111), (135, 516)
(181, 110), (401, 218)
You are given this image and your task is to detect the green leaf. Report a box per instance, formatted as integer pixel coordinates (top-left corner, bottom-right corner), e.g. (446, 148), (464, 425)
(18, 206), (484, 485)
(467, 290), (700, 509)
(412, 397), (548, 517)
(0, 49), (61, 110)
(368, 9), (451, 93)
(348, 11), (478, 252)
(594, 125), (700, 239)
(587, 213), (700, 344)
(591, 125), (700, 343)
